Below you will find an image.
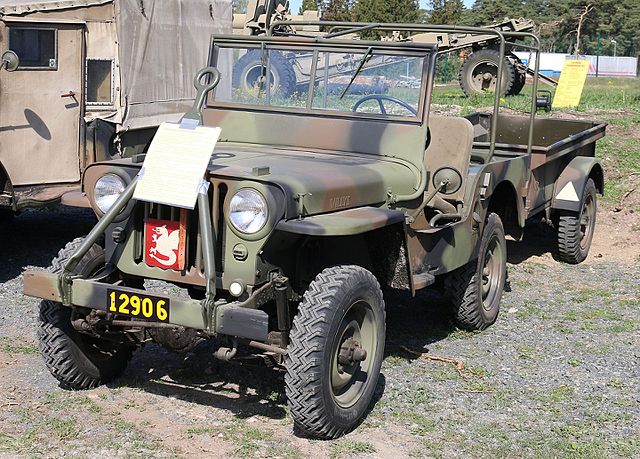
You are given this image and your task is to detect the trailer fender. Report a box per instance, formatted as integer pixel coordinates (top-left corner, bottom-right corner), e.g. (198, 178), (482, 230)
(275, 206), (405, 236)
(552, 157), (604, 212)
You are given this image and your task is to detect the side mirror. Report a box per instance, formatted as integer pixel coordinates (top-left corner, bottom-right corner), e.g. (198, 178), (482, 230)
(1, 50), (19, 72)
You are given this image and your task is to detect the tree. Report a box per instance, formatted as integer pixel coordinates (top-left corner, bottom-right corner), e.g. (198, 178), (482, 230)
(233, 0), (249, 14)
(299, 0), (319, 14)
(322, 0), (352, 22)
(352, 0), (420, 24)
(573, 4), (594, 55)
(429, 0), (464, 24)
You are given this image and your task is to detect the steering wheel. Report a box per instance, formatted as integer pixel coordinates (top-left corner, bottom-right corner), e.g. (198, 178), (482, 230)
(352, 94), (418, 116)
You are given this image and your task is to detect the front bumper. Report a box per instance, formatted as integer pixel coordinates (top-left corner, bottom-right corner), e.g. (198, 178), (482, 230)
(23, 271), (269, 342)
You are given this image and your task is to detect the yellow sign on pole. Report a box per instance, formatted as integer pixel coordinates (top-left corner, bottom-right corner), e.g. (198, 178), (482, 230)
(552, 59), (591, 109)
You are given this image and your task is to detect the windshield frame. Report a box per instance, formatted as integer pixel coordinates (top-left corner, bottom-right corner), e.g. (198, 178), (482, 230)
(207, 35), (437, 125)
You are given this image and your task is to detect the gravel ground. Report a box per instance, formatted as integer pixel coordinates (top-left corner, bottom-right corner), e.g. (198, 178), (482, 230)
(0, 205), (639, 459)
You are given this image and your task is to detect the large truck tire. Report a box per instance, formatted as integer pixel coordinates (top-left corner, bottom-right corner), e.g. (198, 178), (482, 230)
(445, 213), (507, 330)
(38, 237), (134, 390)
(232, 50), (297, 97)
(459, 49), (516, 97)
(285, 265), (385, 439)
(556, 179), (597, 264)
(507, 54), (526, 96)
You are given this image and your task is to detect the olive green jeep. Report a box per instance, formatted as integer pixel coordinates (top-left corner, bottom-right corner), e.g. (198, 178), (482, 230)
(24, 22), (605, 438)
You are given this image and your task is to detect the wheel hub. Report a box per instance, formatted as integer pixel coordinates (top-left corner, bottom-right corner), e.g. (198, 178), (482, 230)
(337, 337), (368, 368)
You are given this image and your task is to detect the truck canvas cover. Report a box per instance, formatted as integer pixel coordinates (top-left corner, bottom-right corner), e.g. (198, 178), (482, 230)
(0, 0), (233, 131)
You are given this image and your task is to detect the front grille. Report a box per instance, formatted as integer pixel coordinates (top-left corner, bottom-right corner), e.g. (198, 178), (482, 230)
(132, 180), (227, 281)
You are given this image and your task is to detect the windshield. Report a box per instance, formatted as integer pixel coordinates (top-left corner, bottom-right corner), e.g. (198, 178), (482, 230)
(212, 43), (430, 120)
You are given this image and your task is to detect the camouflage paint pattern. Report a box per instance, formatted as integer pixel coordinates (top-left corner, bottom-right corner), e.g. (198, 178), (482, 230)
(23, 30), (607, 339)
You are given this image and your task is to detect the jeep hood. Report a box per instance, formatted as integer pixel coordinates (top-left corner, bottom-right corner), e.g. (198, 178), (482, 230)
(207, 143), (420, 218)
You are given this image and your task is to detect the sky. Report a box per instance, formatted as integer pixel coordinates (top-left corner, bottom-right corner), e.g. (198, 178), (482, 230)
(288, 0), (476, 15)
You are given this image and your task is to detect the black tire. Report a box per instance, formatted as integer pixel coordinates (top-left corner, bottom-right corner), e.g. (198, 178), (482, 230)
(556, 179), (597, 264)
(285, 265), (385, 439)
(232, 50), (297, 97)
(459, 49), (515, 97)
(38, 237), (133, 390)
(445, 213), (507, 331)
(507, 55), (526, 96)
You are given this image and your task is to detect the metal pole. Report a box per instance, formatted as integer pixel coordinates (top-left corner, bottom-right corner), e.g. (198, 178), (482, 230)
(596, 31), (600, 78)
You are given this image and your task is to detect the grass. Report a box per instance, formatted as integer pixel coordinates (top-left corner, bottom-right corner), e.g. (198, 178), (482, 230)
(330, 439), (376, 458)
(0, 336), (38, 355)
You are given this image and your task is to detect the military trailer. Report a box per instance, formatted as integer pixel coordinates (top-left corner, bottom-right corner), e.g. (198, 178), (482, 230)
(0, 0), (232, 218)
(24, 22), (606, 438)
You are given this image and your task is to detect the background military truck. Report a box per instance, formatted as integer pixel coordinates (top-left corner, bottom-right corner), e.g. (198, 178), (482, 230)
(0, 0), (232, 219)
(231, 0), (558, 97)
(24, 22), (605, 439)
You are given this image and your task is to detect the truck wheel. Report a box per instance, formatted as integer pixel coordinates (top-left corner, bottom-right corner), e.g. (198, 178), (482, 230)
(285, 265), (385, 439)
(459, 49), (515, 97)
(38, 237), (134, 390)
(445, 213), (507, 330)
(232, 50), (296, 97)
(556, 179), (597, 264)
(507, 55), (526, 96)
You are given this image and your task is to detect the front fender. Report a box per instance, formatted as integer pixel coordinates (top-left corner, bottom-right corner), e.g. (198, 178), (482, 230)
(275, 206), (405, 236)
(552, 157), (603, 212)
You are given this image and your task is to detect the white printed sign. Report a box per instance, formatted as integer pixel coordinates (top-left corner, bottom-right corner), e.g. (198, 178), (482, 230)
(133, 122), (221, 209)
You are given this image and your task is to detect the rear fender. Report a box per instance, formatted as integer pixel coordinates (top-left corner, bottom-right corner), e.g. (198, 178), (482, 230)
(552, 157), (603, 212)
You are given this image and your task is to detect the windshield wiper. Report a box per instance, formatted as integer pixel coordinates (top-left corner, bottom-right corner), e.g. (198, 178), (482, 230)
(340, 47), (374, 99)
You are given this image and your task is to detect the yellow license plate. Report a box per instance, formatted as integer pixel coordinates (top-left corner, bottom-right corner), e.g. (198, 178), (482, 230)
(107, 289), (170, 322)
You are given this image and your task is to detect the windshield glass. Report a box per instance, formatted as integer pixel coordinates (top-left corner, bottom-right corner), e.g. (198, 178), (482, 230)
(212, 44), (429, 119)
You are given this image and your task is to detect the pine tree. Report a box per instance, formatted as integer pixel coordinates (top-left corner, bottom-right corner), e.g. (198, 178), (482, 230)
(299, 0), (319, 15)
(352, 0), (420, 24)
(322, 0), (352, 22)
(429, 0), (464, 24)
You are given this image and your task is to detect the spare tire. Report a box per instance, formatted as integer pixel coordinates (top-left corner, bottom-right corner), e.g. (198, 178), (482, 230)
(459, 49), (515, 97)
(232, 50), (297, 97)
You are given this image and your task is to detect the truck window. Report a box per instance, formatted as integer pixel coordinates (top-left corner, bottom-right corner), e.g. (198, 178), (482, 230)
(85, 59), (114, 106)
(8, 27), (57, 69)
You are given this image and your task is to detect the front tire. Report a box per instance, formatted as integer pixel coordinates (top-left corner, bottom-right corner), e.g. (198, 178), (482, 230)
(556, 178), (597, 264)
(445, 213), (507, 330)
(38, 237), (133, 390)
(285, 266), (385, 439)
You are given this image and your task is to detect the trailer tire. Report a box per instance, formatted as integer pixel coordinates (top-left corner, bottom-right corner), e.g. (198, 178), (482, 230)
(556, 179), (597, 264)
(459, 49), (515, 97)
(445, 213), (507, 330)
(285, 265), (385, 439)
(232, 50), (297, 97)
(38, 237), (133, 390)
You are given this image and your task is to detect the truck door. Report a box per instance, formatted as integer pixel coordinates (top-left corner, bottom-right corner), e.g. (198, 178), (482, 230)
(0, 23), (83, 186)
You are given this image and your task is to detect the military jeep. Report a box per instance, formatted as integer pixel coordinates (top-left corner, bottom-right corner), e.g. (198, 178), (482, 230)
(24, 22), (606, 439)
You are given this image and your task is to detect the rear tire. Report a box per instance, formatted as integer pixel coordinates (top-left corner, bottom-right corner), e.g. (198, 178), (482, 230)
(445, 213), (507, 330)
(285, 265), (385, 439)
(38, 237), (133, 390)
(556, 179), (597, 264)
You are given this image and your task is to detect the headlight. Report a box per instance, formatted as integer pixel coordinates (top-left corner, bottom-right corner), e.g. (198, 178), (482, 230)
(229, 189), (268, 234)
(94, 174), (126, 214)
